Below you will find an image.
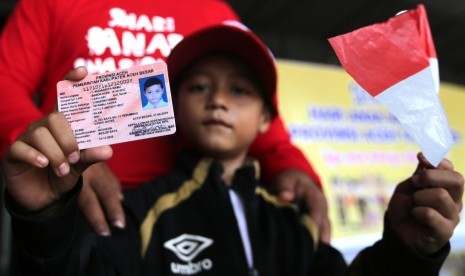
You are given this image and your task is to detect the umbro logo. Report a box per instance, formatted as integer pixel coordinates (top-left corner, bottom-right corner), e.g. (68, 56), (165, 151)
(164, 234), (214, 274)
(164, 234), (213, 262)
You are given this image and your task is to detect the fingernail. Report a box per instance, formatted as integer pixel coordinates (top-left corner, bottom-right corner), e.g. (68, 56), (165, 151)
(99, 230), (111, 236)
(113, 220), (125, 229)
(68, 151), (80, 164)
(119, 193), (125, 201)
(57, 162), (70, 176)
(281, 191), (293, 201)
(36, 156), (48, 167)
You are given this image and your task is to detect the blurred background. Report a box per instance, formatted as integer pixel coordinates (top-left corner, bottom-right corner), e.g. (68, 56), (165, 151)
(1, 0), (465, 85)
(1, 0), (465, 275)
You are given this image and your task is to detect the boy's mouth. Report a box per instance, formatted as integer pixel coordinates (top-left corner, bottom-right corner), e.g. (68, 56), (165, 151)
(203, 119), (232, 128)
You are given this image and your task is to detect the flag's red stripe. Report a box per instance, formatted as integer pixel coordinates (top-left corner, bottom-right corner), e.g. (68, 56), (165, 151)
(328, 4), (433, 96)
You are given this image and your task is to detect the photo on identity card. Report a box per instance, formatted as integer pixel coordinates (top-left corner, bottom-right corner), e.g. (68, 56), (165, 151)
(139, 74), (170, 110)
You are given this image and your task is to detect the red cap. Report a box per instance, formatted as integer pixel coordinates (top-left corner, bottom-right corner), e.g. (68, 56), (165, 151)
(167, 20), (278, 117)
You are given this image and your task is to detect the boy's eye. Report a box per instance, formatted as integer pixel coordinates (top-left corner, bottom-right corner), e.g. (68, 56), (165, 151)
(231, 86), (250, 95)
(231, 84), (261, 98)
(187, 84), (209, 93)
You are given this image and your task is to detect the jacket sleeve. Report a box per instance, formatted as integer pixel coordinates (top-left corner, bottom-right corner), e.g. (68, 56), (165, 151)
(248, 115), (321, 186)
(0, 0), (56, 157)
(6, 178), (144, 276)
(5, 180), (83, 275)
(347, 216), (450, 276)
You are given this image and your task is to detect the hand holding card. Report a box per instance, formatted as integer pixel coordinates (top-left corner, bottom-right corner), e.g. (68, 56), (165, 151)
(57, 62), (176, 150)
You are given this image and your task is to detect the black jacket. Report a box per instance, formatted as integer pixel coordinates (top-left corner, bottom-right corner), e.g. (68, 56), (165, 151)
(6, 151), (449, 275)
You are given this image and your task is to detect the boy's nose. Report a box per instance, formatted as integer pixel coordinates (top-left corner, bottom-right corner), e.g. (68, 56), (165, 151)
(206, 87), (228, 110)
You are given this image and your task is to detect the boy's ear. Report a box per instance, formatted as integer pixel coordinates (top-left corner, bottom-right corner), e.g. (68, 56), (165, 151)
(258, 109), (272, 134)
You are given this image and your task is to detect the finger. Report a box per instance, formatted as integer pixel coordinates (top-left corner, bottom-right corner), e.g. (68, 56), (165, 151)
(84, 164), (125, 228)
(99, 186), (125, 229)
(390, 177), (417, 195)
(304, 185), (329, 235)
(415, 170), (464, 205)
(417, 152), (453, 171)
(73, 146), (113, 174)
(412, 207), (457, 233)
(64, 66), (88, 81)
(413, 187), (461, 222)
(54, 67), (88, 112)
(57, 67), (88, 113)
(78, 184), (111, 236)
(411, 152), (435, 176)
(4, 140), (49, 170)
(436, 158), (454, 171)
(319, 216), (332, 243)
(21, 124), (70, 177)
(411, 206), (456, 243)
(413, 153), (427, 175)
(274, 177), (297, 203)
(44, 112), (81, 164)
(411, 206), (456, 254)
(21, 112), (78, 175)
(416, 152), (436, 170)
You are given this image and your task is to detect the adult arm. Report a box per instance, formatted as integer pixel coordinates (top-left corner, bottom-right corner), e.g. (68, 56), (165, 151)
(0, 0), (54, 156)
(248, 115), (331, 241)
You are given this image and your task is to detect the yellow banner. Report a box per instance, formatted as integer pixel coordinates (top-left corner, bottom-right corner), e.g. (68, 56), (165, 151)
(277, 60), (465, 239)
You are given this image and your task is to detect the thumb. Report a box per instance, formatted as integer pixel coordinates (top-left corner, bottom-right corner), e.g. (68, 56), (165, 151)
(54, 67), (89, 112)
(73, 146), (113, 174)
(410, 152), (437, 189)
(414, 152), (435, 173)
(65, 66), (89, 81)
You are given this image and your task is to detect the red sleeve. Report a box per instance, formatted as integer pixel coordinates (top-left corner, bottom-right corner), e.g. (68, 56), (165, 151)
(248, 115), (321, 187)
(0, 0), (55, 156)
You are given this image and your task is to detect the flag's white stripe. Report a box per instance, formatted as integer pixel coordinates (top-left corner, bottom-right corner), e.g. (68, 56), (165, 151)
(374, 65), (453, 166)
(429, 58), (439, 94)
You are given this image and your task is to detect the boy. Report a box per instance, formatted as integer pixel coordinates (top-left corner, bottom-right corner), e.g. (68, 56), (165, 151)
(143, 76), (169, 109)
(3, 22), (463, 275)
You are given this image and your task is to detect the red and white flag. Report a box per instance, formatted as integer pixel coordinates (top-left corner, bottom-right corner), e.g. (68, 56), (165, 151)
(328, 4), (453, 166)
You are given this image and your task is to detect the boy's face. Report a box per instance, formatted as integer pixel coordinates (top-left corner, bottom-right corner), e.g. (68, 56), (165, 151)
(175, 54), (271, 160)
(145, 84), (164, 106)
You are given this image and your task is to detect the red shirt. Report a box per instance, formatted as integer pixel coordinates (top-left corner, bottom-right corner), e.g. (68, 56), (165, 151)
(0, 0), (320, 188)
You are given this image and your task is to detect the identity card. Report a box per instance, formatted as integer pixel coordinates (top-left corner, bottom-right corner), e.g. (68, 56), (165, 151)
(57, 62), (176, 149)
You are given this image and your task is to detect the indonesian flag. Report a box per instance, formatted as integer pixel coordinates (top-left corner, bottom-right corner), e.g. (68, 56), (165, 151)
(328, 4), (453, 167)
